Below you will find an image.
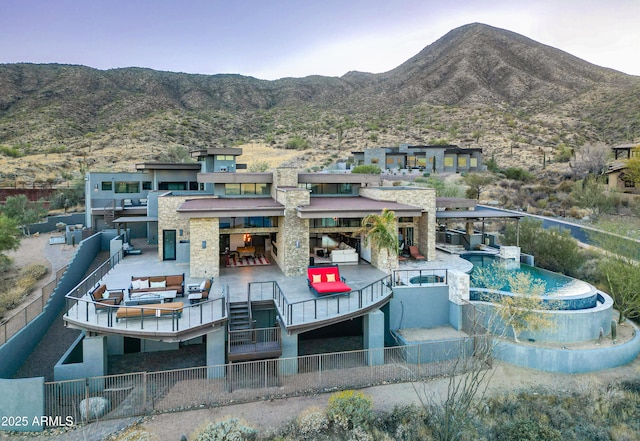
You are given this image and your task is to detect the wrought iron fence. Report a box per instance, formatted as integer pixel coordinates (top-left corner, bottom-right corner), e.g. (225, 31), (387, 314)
(44, 336), (489, 427)
(0, 265), (67, 346)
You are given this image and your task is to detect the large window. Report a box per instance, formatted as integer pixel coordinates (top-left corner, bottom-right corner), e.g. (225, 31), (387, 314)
(219, 217), (277, 228)
(300, 183), (353, 195)
(310, 218), (361, 228)
(114, 181), (140, 193)
(444, 156), (454, 167)
(159, 182), (187, 190)
(142, 181), (152, 190)
(101, 181), (113, 191)
(470, 158), (478, 168)
(216, 155), (235, 161)
(224, 183), (271, 195)
(458, 157), (467, 167)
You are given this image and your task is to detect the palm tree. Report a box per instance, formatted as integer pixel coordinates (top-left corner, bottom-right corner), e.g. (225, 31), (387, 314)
(358, 208), (398, 275)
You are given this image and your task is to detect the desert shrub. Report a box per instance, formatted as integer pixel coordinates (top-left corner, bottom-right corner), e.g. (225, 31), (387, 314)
(502, 217), (585, 277)
(191, 418), (256, 441)
(375, 405), (430, 441)
(496, 418), (562, 441)
(22, 263), (48, 280)
(0, 145), (23, 158)
(327, 390), (374, 431)
(284, 136), (310, 150)
(351, 165), (381, 174)
(503, 167), (533, 181)
(295, 406), (329, 438)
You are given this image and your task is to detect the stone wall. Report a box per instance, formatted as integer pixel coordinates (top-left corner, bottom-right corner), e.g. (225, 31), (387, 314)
(157, 194), (211, 261)
(359, 186), (436, 261)
(275, 187), (310, 276)
(190, 218), (219, 278)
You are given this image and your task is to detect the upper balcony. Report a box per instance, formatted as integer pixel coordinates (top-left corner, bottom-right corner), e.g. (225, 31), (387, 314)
(63, 243), (394, 341)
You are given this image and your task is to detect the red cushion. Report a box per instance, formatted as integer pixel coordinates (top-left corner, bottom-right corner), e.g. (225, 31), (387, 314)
(311, 281), (352, 294)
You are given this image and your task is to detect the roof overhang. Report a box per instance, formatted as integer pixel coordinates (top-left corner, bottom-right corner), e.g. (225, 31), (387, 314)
(297, 197), (423, 219)
(135, 162), (202, 171)
(177, 197), (284, 218)
(436, 209), (524, 221)
(113, 216), (158, 223)
(197, 172), (273, 184)
(297, 173), (381, 184)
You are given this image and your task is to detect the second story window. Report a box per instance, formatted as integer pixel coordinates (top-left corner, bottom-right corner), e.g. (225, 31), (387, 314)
(115, 181), (140, 193)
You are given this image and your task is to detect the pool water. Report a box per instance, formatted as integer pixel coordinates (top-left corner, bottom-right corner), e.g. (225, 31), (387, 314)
(463, 254), (572, 295)
(462, 253), (598, 309)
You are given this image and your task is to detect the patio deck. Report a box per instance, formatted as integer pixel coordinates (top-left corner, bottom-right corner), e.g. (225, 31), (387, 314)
(64, 241), (471, 340)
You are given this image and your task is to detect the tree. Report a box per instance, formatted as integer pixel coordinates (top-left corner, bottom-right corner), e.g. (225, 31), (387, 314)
(462, 173), (495, 200)
(569, 142), (610, 177)
(569, 175), (618, 216)
(589, 225), (640, 324)
(358, 208), (398, 274)
(623, 146), (640, 186)
(502, 217), (584, 277)
(473, 261), (553, 342)
(1, 195), (48, 235)
(0, 214), (21, 270)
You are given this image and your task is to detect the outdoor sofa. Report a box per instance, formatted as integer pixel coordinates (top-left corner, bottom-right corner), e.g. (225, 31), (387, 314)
(307, 265), (351, 296)
(115, 301), (184, 322)
(88, 284), (124, 311)
(130, 274), (185, 297)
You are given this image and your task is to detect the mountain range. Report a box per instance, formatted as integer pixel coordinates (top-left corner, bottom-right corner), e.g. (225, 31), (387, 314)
(0, 23), (639, 184)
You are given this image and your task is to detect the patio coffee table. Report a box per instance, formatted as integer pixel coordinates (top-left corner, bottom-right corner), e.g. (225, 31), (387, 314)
(125, 290), (178, 306)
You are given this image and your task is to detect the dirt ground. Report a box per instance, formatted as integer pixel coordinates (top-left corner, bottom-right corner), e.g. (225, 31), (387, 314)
(2, 232), (77, 322)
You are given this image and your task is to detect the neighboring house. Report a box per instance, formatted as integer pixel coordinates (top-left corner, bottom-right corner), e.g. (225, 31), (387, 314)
(606, 144), (640, 194)
(351, 144), (484, 173)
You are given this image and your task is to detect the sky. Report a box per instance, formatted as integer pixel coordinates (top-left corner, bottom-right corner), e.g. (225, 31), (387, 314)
(1, 0), (639, 80)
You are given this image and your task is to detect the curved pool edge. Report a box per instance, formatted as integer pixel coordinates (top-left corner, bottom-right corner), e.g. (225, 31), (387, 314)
(494, 321), (640, 373)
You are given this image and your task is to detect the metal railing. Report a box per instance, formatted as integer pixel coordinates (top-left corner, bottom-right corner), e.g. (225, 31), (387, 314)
(64, 295), (227, 334)
(44, 336), (488, 426)
(392, 268), (449, 287)
(248, 275), (393, 327)
(228, 326), (281, 357)
(0, 265), (67, 346)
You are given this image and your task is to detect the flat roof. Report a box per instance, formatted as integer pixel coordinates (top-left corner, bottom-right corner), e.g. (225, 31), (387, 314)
(297, 197), (423, 219)
(177, 197), (284, 217)
(436, 209), (524, 220)
(135, 162), (202, 170)
(113, 216), (158, 223)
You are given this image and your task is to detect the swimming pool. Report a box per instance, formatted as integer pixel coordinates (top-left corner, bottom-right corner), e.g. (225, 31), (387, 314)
(462, 253), (598, 310)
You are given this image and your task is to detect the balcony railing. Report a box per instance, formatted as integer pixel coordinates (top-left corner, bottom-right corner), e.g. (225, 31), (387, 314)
(64, 295), (226, 335)
(248, 275), (392, 328)
(228, 326), (282, 362)
(392, 268), (449, 287)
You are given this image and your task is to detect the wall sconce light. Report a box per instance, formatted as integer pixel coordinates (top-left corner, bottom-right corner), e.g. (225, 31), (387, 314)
(201, 241), (206, 249)
(179, 229), (183, 237)
(93, 184), (99, 192)
(295, 240), (300, 248)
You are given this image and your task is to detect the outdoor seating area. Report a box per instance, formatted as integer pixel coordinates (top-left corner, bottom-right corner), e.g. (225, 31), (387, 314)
(307, 265), (352, 296)
(115, 301), (184, 322)
(409, 246), (425, 260)
(130, 274), (185, 297)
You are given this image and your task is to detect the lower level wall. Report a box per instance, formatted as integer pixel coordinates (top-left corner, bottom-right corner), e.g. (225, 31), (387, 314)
(0, 377), (45, 432)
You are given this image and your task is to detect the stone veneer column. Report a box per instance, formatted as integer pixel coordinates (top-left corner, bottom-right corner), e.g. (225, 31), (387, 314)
(448, 270), (470, 331)
(157, 195), (192, 261)
(359, 186), (437, 262)
(190, 218), (219, 278)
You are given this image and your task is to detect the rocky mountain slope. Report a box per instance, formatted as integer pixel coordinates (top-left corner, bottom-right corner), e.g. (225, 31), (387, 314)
(0, 23), (638, 184)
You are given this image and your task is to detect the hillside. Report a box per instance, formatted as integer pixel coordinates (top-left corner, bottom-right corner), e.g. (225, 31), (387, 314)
(0, 23), (639, 185)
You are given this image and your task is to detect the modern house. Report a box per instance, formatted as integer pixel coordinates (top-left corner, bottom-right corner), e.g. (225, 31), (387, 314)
(63, 146), (439, 380)
(606, 143), (640, 195)
(351, 144), (484, 173)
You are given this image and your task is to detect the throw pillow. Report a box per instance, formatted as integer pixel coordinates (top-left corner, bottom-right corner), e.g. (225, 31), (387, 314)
(150, 280), (166, 289)
(131, 279), (141, 290)
(139, 279), (150, 289)
(312, 274), (322, 284)
(199, 280), (206, 290)
(326, 273), (336, 283)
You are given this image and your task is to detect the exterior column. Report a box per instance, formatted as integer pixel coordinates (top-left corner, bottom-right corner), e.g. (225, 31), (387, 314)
(363, 309), (385, 366)
(206, 327), (226, 378)
(279, 332), (298, 376)
(83, 335), (107, 378)
(448, 270), (470, 331)
(190, 218), (219, 278)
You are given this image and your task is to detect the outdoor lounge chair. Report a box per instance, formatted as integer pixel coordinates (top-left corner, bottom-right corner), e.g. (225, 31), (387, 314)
(89, 284), (124, 311)
(409, 246), (425, 261)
